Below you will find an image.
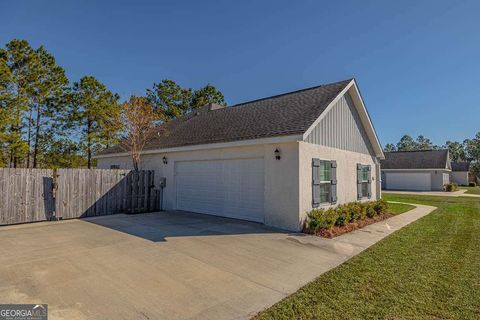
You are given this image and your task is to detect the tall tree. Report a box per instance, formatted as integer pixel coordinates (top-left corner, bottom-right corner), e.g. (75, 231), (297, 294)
(0, 56), (13, 166)
(146, 79), (192, 121)
(31, 46), (69, 168)
(191, 84), (226, 109)
(68, 76), (121, 168)
(464, 132), (480, 162)
(415, 135), (434, 150)
(0, 39), (38, 167)
(396, 134), (417, 151)
(119, 96), (159, 171)
(445, 141), (466, 162)
(383, 143), (396, 152)
(41, 136), (87, 169)
(146, 80), (226, 122)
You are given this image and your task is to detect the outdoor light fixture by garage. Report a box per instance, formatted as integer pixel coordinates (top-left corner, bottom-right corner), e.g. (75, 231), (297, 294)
(274, 148), (281, 160)
(162, 156), (168, 165)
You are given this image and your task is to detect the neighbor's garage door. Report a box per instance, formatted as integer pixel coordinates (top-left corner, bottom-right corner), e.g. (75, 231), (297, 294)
(175, 158), (265, 222)
(385, 172), (431, 191)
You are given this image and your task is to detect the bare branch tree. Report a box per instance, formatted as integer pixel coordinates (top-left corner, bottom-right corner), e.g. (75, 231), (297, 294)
(119, 96), (159, 171)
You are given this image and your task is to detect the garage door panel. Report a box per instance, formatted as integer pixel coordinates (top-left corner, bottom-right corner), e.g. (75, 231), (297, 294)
(175, 158), (265, 222)
(386, 172), (431, 191)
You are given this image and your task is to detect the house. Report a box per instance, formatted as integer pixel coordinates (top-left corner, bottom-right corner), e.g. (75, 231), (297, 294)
(381, 150), (451, 191)
(95, 79), (384, 231)
(450, 162), (470, 186)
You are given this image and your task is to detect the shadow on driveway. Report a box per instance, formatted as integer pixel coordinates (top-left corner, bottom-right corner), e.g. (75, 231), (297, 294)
(83, 210), (290, 242)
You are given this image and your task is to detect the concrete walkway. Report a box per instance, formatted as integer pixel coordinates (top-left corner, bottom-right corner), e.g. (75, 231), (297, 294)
(384, 189), (480, 197)
(0, 205), (435, 320)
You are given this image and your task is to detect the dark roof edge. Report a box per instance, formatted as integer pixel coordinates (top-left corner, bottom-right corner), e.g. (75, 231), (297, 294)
(231, 78), (353, 108)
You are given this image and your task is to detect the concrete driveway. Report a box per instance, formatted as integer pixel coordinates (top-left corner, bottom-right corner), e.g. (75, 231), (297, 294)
(0, 207), (434, 320)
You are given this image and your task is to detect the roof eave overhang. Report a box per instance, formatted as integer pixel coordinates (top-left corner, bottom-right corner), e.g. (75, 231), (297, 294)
(302, 79), (385, 159)
(93, 134), (304, 159)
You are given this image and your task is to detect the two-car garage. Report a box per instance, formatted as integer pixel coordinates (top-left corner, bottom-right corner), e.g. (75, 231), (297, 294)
(174, 158), (265, 223)
(383, 172), (431, 191)
(381, 150), (452, 192)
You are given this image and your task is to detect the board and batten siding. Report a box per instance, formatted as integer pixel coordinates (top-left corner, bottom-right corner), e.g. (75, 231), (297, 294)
(305, 93), (374, 155)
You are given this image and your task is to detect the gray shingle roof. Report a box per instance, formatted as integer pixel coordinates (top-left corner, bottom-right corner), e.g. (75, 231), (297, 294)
(381, 150), (450, 170)
(451, 162), (470, 172)
(99, 79), (352, 155)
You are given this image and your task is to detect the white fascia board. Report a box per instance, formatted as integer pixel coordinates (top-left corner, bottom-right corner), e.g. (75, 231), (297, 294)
(302, 79), (385, 160)
(349, 81), (385, 159)
(93, 134), (303, 159)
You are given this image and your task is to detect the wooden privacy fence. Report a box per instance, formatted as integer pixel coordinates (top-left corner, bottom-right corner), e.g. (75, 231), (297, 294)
(0, 168), (161, 226)
(0, 168), (54, 225)
(56, 169), (160, 219)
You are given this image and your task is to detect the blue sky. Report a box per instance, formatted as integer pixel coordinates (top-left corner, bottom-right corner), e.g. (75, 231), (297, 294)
(1, 0), (479, 146)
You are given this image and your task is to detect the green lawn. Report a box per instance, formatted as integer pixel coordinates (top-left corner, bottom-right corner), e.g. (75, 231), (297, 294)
(387, 202), (415, 215)
(462, 186), (480, 195)
(254, 195), (480, 320)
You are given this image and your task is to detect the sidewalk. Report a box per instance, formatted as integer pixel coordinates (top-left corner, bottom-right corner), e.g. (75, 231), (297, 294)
(383, 189), (480, 198)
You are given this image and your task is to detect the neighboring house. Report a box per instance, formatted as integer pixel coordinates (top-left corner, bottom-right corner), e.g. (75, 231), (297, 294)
(381, 150), (451, 191)
(94, 79), (384, 231)
(450, 162), (470, 186)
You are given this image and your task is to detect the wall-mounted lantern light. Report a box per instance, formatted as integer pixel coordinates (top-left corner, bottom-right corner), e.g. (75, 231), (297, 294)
(274, 148), (281, 160)
(163, 156), (168, 165)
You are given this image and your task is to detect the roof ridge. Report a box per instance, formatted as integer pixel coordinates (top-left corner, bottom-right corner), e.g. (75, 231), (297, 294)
(230, 78), (353, 108)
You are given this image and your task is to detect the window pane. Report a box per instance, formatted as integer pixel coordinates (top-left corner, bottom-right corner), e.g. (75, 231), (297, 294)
(320, 183), (331, 203)
(320, 161), (331, 182)
(362, 166), (369, 181)
(361, 182), (369, 197)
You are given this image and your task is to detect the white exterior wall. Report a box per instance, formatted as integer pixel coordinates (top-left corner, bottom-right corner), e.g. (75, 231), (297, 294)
(382, 169), (451, 191)
(298, 141), (380, 225)
(97, 141), (301, 231)
(450, 171), (469, 186)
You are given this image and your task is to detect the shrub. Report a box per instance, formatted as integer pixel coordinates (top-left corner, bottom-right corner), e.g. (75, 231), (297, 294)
(445, 182), (459, 192)
(304, 199), (392, 232)
(306, 208), (336, 231)
(469, 182), (476, 187)
(373, 199), (388, 215)
(365, 202), (376, 218)
(349, 202), (365, 221)
(335, 204), (351, 226)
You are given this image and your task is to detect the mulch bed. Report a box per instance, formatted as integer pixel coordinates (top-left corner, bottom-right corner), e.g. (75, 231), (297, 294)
(304, 213), (395, 238)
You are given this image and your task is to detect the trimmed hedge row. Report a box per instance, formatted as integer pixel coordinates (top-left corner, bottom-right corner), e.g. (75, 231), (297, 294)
(305, 199), (389, 232)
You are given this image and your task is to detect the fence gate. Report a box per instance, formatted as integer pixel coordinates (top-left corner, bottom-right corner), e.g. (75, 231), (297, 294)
(55, 169), (159, 219)
(0, 168), (54, 225)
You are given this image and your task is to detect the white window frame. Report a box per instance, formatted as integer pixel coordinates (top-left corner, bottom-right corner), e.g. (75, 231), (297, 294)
(319, 160), (332, 204)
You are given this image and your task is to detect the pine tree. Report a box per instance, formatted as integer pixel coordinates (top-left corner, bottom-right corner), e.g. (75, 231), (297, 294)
(68, 76), (121, 168)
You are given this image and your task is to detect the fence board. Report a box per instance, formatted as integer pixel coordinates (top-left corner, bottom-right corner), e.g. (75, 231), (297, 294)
(0, 168), (54, 225)
(55, 169), (159, 219)
(0, 168), (160, 226)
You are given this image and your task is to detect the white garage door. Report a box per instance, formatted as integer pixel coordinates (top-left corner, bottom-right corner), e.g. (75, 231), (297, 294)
(386, 172), (431, 191)
(175, 158), (265, 222)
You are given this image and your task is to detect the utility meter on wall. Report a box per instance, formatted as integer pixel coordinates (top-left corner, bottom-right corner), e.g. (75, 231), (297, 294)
(159, 177), (166, 188)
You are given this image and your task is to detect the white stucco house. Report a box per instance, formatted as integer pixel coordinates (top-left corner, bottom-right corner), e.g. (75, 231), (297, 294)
(450, 162), (470, 186)
(95, 79), (384, 231)
(381, 150), (451, 191)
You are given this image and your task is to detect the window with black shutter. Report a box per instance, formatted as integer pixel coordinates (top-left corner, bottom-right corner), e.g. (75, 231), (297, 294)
(357, 163), (372, 199)
(313, 158), (337, 207)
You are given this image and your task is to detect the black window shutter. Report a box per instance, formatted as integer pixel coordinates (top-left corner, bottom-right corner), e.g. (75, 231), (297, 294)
(312, 159), (320, 207)
(357, 163), (362, 200)
(330, 160), (337, 204)
(367, 164), (372, 199)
